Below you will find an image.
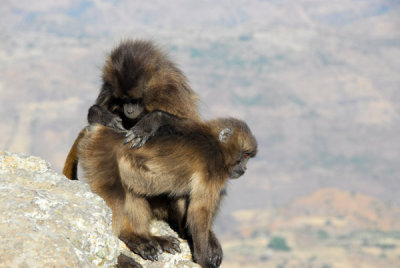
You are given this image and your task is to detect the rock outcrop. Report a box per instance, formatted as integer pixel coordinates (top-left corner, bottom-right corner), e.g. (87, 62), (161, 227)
(0, 151), (199, 267)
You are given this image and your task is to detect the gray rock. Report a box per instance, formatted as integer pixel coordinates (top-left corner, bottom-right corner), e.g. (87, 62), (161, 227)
(119, 220), (200, 268)
(0, 151), (199, 268)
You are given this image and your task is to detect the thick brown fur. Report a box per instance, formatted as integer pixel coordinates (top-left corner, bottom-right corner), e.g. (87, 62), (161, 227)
(63, 39), (200, 180)
(78, 111), (257, 268)
(62, 128), (86, 179)
(98, 40), (200, 127)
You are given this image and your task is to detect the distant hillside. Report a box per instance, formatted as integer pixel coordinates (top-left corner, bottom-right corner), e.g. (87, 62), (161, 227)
(225, 188), (400, 239)
(222, 188), (400, 268)
(275, 188), (400, 231)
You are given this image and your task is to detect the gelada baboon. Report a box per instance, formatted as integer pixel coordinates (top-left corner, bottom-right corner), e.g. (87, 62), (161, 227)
(78, 105), (257, 268)
(63, 39), (200, 180)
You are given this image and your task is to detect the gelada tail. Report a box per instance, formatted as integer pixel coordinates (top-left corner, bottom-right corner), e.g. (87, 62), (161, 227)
(62, 129), (86, 180)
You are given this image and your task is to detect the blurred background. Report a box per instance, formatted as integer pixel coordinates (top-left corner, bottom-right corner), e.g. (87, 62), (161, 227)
(1, 1), (399, 267)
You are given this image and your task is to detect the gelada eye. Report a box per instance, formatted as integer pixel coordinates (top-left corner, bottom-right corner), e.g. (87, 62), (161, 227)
(243, 153), (250, 157)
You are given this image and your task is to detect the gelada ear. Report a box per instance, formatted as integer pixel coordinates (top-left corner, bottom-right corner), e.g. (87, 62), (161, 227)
(219, 128), (233, 143)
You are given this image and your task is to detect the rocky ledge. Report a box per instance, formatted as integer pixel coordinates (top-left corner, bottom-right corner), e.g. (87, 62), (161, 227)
(0, 151), (199, 268)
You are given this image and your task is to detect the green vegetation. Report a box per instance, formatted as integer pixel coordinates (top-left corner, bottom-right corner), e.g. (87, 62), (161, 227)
(238, 34), (252, 41)
(317, 229), (329, 240)
(288, 95), (305, 106)
(375, 243), (397, 250)
(267, 236), (291, 251)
